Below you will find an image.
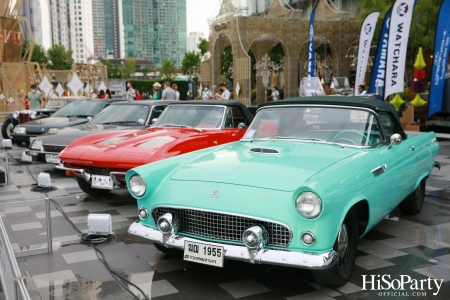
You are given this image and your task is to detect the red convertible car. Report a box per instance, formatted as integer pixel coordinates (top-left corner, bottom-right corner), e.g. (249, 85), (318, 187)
(57, 101), (254, 195)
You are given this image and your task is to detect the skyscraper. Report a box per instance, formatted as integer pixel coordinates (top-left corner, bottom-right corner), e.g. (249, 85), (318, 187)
(187, 32), (205, 53)
(69, 0), (94, 63)
(21, 0), (52, 49)
(122, 0), (187, 67)
(92, 0), (124, 59)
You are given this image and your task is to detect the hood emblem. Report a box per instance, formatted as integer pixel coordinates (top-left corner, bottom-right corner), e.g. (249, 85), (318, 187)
(209, 190), (220, 198)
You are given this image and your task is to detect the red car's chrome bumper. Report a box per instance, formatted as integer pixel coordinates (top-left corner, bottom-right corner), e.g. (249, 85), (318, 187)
(55, 164), (127, 185)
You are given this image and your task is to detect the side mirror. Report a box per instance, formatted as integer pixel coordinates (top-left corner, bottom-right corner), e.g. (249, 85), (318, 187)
(238, 123), (246, 130)
(152, 118), (158, 125)
(387, 133), (402, 149)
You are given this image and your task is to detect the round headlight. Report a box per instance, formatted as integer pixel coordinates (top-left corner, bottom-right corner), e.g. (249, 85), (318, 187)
(129, 175), (146, 197)
(295, 192), (322, 219)
(13, 127), (26, 134)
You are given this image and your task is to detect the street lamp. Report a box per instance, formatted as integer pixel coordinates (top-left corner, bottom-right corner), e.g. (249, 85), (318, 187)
(255, 54), (283, 103)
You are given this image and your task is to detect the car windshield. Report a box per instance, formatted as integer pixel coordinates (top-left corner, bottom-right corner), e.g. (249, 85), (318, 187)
(300, 77), (325, 96)
(154, 105), (225, 129)
(46, 99), (72, 109)
(89, 104), (150, 125)
(52, 100), (105, 118)
(243, 106), (384, 147)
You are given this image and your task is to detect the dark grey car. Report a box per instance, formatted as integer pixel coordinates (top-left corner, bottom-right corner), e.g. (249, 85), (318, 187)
(27, 100), (178, 163)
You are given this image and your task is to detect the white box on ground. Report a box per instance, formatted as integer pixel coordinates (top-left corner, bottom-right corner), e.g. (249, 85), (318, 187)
(21, 151), (32, 162)
(87, 214), (112, 235)
(37, 172), (51, 187)
(1, 139), (12, 149)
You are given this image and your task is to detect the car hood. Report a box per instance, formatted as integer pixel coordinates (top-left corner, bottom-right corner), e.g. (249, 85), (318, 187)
(170, 141), (360, 191)
(60, 127), (215, 167)
(37, 124), (145, 146)
(19, 117), (88, 129)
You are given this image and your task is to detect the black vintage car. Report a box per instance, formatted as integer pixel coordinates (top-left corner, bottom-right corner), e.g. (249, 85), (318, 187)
(11, 98), (127, 146)
(26, 100), (177, 164)
(1, 97), (76, 139)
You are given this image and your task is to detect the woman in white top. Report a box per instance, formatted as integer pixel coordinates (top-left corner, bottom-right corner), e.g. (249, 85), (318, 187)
(172, 83), (180, 100)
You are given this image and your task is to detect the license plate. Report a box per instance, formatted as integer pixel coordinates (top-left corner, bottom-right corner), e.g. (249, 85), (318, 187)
(91, 175), (113, 190)
(183, 241), (224, 268)
(45, 154), (60, 164)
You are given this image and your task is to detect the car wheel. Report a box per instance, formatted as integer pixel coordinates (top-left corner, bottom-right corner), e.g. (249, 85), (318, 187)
(77, 177), (111, 196)
(398, 179), (425, 215)
(1, 119), (14, 139)
(311, 207), (358, 287)
(153, 242), (182, 256)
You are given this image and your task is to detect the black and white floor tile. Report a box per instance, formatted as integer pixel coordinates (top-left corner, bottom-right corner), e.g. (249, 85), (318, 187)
(0, 141), (450, 299)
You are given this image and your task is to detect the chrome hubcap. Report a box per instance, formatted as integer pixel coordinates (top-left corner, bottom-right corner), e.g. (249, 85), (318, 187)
(6, 124), (13, 139)
(337, 223), (349, 262)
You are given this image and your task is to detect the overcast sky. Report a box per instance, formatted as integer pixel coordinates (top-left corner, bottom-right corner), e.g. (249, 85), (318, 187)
(186, 0), (221, 37)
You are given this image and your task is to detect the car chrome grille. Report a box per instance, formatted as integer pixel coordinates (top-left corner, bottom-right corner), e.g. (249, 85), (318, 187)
(152, 207), (291, 247)
(43, 145), (66, 153)
(86, 167), (112, 176)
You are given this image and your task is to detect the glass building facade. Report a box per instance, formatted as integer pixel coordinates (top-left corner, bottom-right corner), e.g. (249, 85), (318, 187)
(122, 0), (187, 67)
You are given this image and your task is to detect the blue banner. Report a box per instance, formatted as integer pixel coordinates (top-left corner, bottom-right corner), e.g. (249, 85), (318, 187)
(428, 0), (450, 117)
(369, 8), (391, 99)
(307, 8), (316, 78)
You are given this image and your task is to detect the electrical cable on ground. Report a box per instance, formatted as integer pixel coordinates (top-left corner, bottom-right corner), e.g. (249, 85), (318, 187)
(21, 162), (149, 300)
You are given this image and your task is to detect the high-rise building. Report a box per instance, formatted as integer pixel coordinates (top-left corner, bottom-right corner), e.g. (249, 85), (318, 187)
(50, 0), (71, 49)
(122, 0), (187, 67)
(21, 0), (52, 49)
(92, 0), (124, 59)
(187, 32), (205, 53)
(69, 0), (94, 63)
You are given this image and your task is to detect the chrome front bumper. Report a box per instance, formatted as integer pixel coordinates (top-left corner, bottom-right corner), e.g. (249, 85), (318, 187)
(55, 164), (126, 186)
(128, 221), (338, 270)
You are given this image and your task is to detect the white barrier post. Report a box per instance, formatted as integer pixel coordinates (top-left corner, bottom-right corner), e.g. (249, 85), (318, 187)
(45, 198), (53, 254)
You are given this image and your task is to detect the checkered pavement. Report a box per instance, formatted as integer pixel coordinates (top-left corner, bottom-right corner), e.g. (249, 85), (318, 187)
(0, 142), (449, 299)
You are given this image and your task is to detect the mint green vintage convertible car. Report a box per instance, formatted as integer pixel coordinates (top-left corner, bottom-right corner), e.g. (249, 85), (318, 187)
(126, 97), (439, 286)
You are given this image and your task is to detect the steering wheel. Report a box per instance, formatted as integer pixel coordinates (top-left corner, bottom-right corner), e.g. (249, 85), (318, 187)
(332, 130), (367, 145)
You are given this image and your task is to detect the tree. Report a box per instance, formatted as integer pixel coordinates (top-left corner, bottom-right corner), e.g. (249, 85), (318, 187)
(122, 57), (136, 79)
(181, 51), (201, 74)
(221, 45), (233, 77)
(158, 58), (177, 81)
(104, 60), (122, 79)
(47, 44), (74, 70)
(22, 40), (48, 65)
(197, 38), (209, 55)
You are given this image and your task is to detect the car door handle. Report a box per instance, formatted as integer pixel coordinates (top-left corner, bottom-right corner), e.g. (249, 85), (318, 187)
(371, 164), (387, 176)
(410, 146), (415, 151)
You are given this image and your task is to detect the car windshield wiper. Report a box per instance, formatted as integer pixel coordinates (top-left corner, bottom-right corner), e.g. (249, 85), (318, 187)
(159, 124), (202, 132)
(66, 114), (93, 118)
(100, 121), (142, 125)
(266, 136), (328, 142)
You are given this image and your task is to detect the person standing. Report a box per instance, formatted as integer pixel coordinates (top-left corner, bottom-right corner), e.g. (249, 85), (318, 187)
(126, 82), (136, 100)
(105, 89), (112, 99)
(142, 88), (149, 100)
(27, 84), (42, 110)
(162, 81), (176, 100)
(202, 86), (213, 100)
(135, 89), (142, 100)
(172, 83), (180, 100)
(98, 90), (106, 99)
(152, 82), (162, 100)
(268, 86), (280, 101)
(356, 85), (367, 95)
(214, 83), (230, 100)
